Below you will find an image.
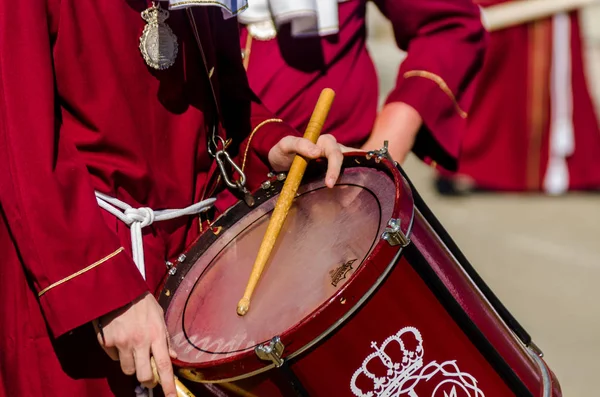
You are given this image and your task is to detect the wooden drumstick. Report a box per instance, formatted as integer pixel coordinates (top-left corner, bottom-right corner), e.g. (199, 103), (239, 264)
(151, 357), (196, 397)
(237, 88), (336, 316)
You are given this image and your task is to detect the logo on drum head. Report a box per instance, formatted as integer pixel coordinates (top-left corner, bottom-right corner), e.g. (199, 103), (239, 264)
(350, 326), (484, 397)
(330, 259), (357, 287)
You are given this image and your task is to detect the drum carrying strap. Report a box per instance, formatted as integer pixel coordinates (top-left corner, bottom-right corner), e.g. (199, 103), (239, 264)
(186, 8), (254, 206)
(278, 362), (310, 397)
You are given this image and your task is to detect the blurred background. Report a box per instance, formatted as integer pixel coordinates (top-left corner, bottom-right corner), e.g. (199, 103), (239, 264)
(366, 4), (600, 396)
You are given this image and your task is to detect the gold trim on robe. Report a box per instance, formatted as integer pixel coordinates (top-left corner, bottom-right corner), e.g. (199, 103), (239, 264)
(38, 247), (125, 297)
(241, 118), (284, 171)
(403, 70), (469, 119)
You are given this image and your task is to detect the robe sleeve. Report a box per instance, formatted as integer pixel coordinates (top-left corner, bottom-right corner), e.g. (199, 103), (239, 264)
(212, 10), (301, 192)
(0, 0), (149, 338)
(374, 0), (488, 171)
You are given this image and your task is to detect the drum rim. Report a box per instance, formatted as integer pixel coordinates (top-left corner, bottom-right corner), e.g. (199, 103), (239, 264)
(157, 153), (415, 383)
(525, 347), (552, 397)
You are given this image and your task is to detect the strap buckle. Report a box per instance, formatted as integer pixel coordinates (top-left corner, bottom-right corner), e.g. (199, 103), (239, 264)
(213, 136), (255, 207)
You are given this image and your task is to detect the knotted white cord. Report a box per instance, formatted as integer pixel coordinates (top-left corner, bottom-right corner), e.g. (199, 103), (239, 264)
(96, 191), (215, 397)
(95, 191), (216, 279)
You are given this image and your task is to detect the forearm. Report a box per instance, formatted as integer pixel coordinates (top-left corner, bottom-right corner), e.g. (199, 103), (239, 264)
(374, 0), (487, 169)
(361, 102), (423, 163)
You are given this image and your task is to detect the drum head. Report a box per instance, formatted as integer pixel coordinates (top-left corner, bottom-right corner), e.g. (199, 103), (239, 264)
(164, 164), (397, 367)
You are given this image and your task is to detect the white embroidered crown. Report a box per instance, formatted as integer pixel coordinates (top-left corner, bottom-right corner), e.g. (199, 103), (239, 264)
(351, 327), (425, 397)
(350, 326), (484, 397)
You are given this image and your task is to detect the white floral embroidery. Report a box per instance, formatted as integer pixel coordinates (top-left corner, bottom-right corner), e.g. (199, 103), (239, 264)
(350, 327), (484, 397)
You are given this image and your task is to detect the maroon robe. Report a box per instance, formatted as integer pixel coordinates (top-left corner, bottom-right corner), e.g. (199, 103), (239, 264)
(0, 1), (298, 396)
(458, 1), (600, 192)
(240, 0), (488, 171)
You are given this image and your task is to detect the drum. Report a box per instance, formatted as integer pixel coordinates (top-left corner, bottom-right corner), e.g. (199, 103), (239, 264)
(157, 152), (561, 397)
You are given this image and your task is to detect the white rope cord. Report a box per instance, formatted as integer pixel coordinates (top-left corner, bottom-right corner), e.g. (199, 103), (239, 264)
(96, 191), (216, 397)
(95, 191), (216, 279)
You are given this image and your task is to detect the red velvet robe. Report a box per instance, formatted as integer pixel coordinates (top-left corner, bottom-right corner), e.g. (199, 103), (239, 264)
(240, 0), (488, 171)
(0, 2), (298, 396)
(458, 1), (600, 192)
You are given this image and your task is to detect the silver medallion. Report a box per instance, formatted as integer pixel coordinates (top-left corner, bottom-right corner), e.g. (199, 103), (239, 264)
(139, 2), (179, 70)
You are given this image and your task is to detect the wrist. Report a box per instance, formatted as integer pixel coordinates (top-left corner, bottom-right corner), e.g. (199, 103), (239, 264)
(95, 293), (140, 325)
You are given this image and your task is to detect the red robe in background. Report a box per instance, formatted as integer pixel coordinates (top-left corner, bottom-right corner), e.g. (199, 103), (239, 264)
(457, 0), (600, 192)
(0, 2), (298, 396)
(240, 0), (487, 171)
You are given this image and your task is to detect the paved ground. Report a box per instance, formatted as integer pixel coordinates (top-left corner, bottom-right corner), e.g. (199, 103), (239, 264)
(365, 4), (600, 396)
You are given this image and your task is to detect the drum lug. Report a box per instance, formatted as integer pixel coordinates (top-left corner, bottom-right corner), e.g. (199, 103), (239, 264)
(255, 336), (285, 368)
(366, 140), (396, 164)
(165, 261), (177, 276)
(382, 218), (410, 247)
(528, 340), (544, 358)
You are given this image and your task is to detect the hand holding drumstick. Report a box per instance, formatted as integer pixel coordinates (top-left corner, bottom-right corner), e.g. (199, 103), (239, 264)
(150, 357), (196, 397)
(237, 88), (336, 316)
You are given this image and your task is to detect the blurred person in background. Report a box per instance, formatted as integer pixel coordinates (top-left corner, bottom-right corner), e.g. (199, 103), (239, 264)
(238, 0), (488, 174)
(437, 0), (600, 195)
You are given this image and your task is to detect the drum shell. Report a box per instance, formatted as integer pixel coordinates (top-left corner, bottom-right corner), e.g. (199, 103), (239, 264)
(185, 208), (561, 397)
(160, 155), (562, 397)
